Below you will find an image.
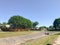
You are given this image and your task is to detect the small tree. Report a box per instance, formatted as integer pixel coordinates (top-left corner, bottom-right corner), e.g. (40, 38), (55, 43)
(2, 22), (8, 27)
(48, 26), (55, 31)
(0, 22), (8, 31)
(39, 26), (47, 30)
(33, 22), (38, 28)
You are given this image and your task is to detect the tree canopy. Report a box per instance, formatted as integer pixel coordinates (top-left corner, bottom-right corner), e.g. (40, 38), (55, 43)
(53, 18), (60, 30)
(32, 22), (38, 28)
(39, 26), (47, 29)
(39, 26), (47, 28)
(8, 15), (32, 29)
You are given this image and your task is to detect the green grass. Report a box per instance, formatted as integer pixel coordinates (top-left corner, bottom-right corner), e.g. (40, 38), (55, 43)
(0, 31), (39, 38)
(24, 35), (58, 45)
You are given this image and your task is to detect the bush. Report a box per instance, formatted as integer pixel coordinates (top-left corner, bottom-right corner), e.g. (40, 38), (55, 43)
(47, 44), (52, 45)
(1, 28), (29, 32)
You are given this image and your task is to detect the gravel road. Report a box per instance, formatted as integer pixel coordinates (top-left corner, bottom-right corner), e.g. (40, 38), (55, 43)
(0, 31), (58, 45)
(0, 31), (46, 45)
(53, 35), (60, 45)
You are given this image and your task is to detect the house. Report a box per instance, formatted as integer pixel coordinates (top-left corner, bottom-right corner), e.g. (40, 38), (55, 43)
(31, 27), (39, 30)
(5, 25), (10, 28)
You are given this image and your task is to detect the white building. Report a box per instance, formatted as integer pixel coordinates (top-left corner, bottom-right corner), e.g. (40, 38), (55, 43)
(5, 25), (10, 28)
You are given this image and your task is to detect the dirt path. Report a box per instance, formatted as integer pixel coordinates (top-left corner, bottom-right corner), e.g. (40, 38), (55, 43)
(0, 31), (46, 45)
(53, 35), (60, 45)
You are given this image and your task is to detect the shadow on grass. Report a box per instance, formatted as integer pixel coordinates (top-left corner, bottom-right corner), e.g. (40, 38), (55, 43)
(47, 44), (52, 45)
(54, 33), (60, 35)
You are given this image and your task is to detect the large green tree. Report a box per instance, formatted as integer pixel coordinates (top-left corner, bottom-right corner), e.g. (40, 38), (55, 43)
(8, 15), (32, 29)
(53, 18), (60, 30)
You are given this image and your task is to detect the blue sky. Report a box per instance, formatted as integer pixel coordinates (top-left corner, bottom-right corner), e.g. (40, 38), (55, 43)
(0, 0), (60, 27)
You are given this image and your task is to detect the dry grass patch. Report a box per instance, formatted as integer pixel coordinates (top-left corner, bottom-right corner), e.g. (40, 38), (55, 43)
(0, 31), (40, 38)
(24, 35), (58, 45)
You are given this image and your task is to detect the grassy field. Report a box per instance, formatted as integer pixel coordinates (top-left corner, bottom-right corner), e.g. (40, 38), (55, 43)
(24, 35), (58, 45)
(0, 31), (39, 38)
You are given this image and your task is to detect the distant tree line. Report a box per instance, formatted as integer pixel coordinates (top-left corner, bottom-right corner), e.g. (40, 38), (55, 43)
(1, 15), (60, 31)
(1, 15), (39, 31)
